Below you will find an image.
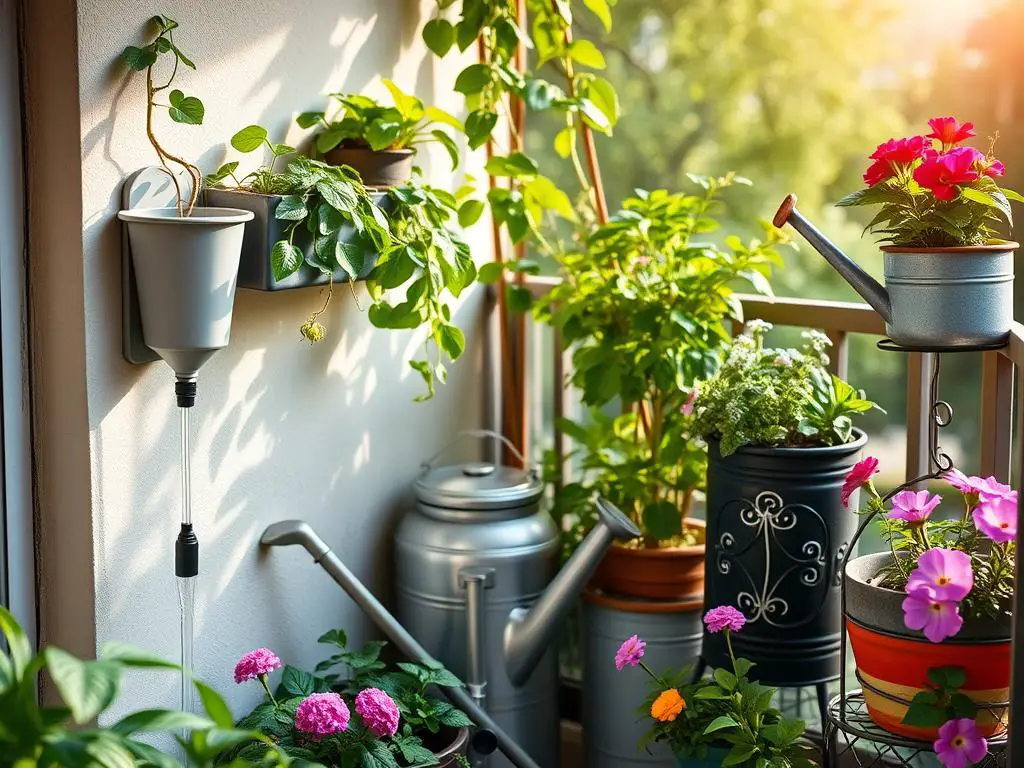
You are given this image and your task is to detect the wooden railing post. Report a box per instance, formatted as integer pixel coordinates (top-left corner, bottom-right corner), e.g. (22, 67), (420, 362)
(825, 330), (849, 379)
(980, 351), (1015, 480)
(905, 352), (934, 482)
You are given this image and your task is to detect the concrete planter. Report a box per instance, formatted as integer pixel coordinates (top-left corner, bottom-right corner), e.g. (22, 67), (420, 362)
(117, 206), (252, 378)
(424, 726), (470, 767)
(702, 431), (866, 687)
(845, 552), (1010, 740)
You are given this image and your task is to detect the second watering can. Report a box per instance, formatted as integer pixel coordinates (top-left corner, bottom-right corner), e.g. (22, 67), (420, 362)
(774, 194), (1017, 348)
(395, 431), (640, 767)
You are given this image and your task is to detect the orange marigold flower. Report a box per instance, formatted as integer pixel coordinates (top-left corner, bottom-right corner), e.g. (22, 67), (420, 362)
(651, 688), (686, 722)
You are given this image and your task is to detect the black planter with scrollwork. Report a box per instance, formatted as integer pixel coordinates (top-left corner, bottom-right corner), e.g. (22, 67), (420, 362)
(701, 429), (867, 687)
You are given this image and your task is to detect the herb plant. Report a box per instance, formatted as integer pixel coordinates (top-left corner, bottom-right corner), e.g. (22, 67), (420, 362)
(537, 178), (789, 546)
(225, 630), (471, 768)
(0, 606), (301, 768)
(617, 606), (815, 767)
(838, 116), (1023, 247)
(692, 320), (879, 457)
(298, 80), (462, 170)
(120, 15), (205, 216)
(206, 125), (297, 195)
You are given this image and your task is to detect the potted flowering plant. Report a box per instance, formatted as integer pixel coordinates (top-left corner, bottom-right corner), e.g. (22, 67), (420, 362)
(691, 320), (878, 689)
(842, 460), (1015, 761)
(222, 630), (472, 767)
(615, 605), (816, 767)
(774, 117), (1024, 348)
(297, 80), (462, 187)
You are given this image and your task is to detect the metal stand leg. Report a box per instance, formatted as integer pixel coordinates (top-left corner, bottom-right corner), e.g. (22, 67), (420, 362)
(815, 683), (831, 766)
(690, 656), (707, 683)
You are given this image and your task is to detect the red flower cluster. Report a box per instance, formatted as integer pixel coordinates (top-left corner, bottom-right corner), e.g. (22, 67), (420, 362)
(862, 117), (1006, 202)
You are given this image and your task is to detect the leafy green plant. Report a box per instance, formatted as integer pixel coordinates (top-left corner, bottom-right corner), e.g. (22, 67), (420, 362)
(224, 630), (471, 768)
(692, 320), (880, 456)
(902, 666), (978, 729)
(206, 125), (297, 195)
(298, 80), (462, 169)
(119, 15), (205, 216)
(0, 606), (305, 768)
(532, 178), (789, 547)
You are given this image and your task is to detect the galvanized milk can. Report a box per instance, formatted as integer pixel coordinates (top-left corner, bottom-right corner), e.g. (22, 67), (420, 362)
(395, 433), (558, 768)
(395, 432), (641, 768)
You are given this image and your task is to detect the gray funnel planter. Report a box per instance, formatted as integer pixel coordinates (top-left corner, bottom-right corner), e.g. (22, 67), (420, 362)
(118, 206), (253, 378)
(702, 430), (866, 687)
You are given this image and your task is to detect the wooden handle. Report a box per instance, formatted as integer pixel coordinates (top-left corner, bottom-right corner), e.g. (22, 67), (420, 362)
(773, 193), (797, 228)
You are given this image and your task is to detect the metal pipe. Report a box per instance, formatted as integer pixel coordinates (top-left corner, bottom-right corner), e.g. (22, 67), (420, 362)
(260, 521), (529, 768)
(459, 567), (495, 710)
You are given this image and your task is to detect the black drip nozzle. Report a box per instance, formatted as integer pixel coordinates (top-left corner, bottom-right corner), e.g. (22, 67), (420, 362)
(175, 523), (199, 577)
(175, 378), (197, 408)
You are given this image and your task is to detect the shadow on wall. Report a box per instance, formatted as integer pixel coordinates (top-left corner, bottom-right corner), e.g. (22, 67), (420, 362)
(77, 0), (490, 719)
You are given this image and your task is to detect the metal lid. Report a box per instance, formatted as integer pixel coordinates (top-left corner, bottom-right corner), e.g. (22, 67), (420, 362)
(414, 461), (543, 511)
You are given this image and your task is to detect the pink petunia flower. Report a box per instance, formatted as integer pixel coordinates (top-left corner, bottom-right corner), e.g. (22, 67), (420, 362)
(703, 605), (746, 634)
(945, 469), (1013, 502)
(355, 688), (401, 738)
(233, 648), (282, 684)
(926, 117), (976, 147)
(906, 548), (974, 603)
(902, 588), (963, 643)
(842, 457), (879, 508)
(615, 634), (646, 671)
(889, 489), (942, 525)
(295, 692), (351, 739)
(973, 494), (1017, 544)
(934, 717), (988, 768)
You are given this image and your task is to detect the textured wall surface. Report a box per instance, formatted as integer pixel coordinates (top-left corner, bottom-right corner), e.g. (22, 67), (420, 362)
(70, 0), (490, 721)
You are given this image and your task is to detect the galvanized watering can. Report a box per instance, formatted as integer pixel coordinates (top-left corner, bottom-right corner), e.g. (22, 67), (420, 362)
(774, 194), (1017, 348)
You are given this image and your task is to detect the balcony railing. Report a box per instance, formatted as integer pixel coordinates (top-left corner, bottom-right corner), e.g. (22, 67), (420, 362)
(486, 274), (1024, 759)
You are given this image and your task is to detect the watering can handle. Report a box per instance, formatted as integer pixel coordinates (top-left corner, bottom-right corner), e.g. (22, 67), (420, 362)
(420, 429), (530, 472)
(773, 193), (798, 229)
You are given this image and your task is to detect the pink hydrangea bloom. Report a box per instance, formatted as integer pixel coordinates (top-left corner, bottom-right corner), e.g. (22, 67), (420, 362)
(842, 457), (879, 508)
(902, 589), (963, 644)
(233, 648), (282, 684)
(355, 688), (401, 738)
(973, 494), (1017, 544)
(614, 634), (646, 671)
(295, 692), (350, 739)
(889, 490), (942, 525)
(703, 605), (746, 634)
(906, 548), (974, 602)
(933, 717), (988, 768)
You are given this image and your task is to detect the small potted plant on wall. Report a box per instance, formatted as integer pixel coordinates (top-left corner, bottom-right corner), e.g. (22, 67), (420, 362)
(774, 117), (1023, 348)
(117, 15), (254, 376)
(297, 80), (462, 187)
(691, 320), (878, 690)
(223, 630), (473, 767)
(543, 177), (789, 601)
(842, 464), (1014, 756)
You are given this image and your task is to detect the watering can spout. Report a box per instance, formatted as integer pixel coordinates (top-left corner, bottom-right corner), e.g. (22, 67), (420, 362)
(504, 498), (641, 686)
(773, 194), (892, 323)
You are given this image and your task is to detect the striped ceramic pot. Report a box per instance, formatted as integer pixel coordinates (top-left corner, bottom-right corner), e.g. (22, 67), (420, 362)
(845, 553), (1010, 739)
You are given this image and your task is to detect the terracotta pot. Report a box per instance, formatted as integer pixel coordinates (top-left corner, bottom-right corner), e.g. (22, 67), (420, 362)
(591, 519), (705, 599)
(421, 726), (470, 767)
(322, 146), (415, 187)
(845, 553), (1010, 740)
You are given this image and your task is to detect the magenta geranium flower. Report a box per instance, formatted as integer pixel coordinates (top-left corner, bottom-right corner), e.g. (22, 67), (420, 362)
(703, 605), (746, 634)
(842, 457), (879, 508)
(902, 589), (963, 643)
(615, 634), (646, 671)
(926, 117), (976, 147)
(355, 688), (400, 738)
(295, 692), (350, 739)
(233, 647), (282, 684)
(889, 489), (942, 525)
(934, 717), (988, 768)
(973, 494), (1017, 544)
(906, 548), (973, 602)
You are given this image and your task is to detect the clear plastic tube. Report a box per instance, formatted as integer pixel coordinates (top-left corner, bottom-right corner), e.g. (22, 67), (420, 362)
(178, 576), (196, 714)
(180, 407), (191, 525)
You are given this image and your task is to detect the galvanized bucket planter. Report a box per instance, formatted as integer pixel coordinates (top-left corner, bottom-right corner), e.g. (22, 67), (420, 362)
(701, 430), (866, 688)
(582, 590), (704, 768)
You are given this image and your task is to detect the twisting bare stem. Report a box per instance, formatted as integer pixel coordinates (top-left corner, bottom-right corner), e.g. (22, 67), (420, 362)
(145, 66), (201, 216)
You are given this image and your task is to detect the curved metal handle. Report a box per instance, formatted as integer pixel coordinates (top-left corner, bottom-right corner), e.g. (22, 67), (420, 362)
(420, 429), (528, 472)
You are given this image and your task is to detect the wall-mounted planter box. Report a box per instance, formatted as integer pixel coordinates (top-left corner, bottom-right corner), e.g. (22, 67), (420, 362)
(205, 188), (391, 291)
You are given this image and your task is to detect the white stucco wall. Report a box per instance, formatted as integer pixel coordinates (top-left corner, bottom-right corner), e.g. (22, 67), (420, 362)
(71, 0), (491, 720)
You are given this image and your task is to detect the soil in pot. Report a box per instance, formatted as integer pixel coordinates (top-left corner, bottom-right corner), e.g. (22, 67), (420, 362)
(591, 519), (706, 600)
(420, 726), (470, 767)
(845, 552), (1010, 740)
(323, 143), (415, 187)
